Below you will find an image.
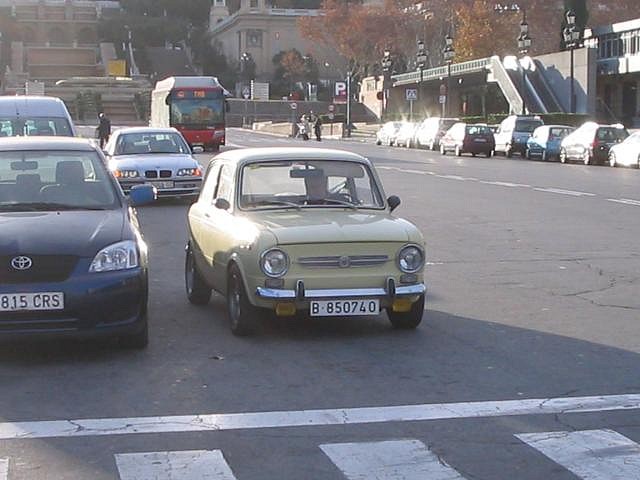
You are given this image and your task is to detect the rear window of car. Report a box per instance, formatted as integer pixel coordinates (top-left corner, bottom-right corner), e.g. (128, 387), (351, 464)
(549, 127), (572, 139)
(515, 119), (543, 133)
(596, 128), (628, 141)
(440, 119), (457, 130)
(466, 125), (491, 135)
(0, 117), (73, 137)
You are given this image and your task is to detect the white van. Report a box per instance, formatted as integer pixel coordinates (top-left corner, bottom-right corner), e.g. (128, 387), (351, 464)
(0, 96), (76, 138)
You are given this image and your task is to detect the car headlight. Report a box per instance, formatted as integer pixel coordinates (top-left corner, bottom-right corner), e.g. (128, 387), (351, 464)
(260, 248), (289, 277)
(89, 240), (139, 273)
(114, 169), (139, 179)
(177, 167), (202, 177)
(397, 244), (424, 273)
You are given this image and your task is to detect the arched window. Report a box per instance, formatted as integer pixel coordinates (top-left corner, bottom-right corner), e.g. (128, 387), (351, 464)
(48, 27), (66, 45)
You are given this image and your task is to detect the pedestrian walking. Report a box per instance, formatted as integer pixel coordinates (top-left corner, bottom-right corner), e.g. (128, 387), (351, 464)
(97, 112), (111, 149)
(314, 114), (322, 141)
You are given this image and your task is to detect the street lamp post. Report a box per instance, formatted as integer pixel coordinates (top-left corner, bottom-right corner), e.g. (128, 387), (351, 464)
(517, 19), (532, 115)
(381, 49), (393, 121)
(563, 9), (581, 114)
(416, 40), (428, 119)
(443, 35), (455, 117)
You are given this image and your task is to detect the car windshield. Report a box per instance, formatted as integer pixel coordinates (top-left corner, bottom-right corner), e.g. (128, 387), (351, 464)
(240, 160), (385, 210)
(597, 128), (628, 142)
(115, 132), (191, 155)
(549, 127), (573, 139)
(440, 119), (457, 131)
(170, 99), (224, 127)
(515, 119), (543, 133)
(0, 150), (118, 211)
(0, 117), (73, 137)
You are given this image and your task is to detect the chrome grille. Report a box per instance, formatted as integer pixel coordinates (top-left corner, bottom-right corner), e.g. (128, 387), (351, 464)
(297, 255), (389, 268)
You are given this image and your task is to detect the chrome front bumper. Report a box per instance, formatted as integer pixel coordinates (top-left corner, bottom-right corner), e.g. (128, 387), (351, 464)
(256, 279), (426, 301)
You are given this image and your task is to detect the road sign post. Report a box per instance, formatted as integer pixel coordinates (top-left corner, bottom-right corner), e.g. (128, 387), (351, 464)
(290, 102), (298, 137)
(406, 88), (418, 121)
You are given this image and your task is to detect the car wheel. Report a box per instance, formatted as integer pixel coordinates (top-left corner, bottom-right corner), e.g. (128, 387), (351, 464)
(185, 244), (211, 305)
(541, 149), (547, 161)
(120, 315), (149, 349)
(583, 151), (591, 165)
(506, 145), (513, 158)
(429, 141), (435, 151)
(227, 264), (258, 336)
(440, 144), (446, 155)
(455, 145), (462, 156)
(376, 139), (381, 146)
(471, 152), (477, 157)
(486, 150), (493, 158)
(387, 294), (425, 329)
(560, 148), (567, 164)
(609, 152), (617, 167)
(525, 148), (531, 160)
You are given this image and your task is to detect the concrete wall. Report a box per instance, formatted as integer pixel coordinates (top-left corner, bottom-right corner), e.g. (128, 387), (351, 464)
(536, 47), (597, 115)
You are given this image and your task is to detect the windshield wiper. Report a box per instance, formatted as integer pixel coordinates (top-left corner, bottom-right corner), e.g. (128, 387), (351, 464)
(249, 200), (301, 210)
(315, 198), (359, 209)
(0, 202), (107, 212)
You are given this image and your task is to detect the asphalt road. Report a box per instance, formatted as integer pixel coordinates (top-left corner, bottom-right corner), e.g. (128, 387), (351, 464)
(1, 128), (639, 479)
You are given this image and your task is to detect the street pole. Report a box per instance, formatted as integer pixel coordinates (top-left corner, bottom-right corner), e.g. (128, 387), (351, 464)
(348, 72), (351, 130)
(570, 46), (575, 113)
(447, 63), (452, 117)
(521, 66), (527, 115)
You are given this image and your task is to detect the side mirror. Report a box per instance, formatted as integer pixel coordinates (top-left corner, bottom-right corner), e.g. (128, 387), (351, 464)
(214, 197), (230, 210)
(387, 195), (401, 212)
(192, 145), (204, 154)
(129, 184), (156, 207)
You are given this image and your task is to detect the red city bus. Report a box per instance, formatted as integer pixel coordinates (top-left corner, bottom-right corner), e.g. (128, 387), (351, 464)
(151, 76), (229, 151)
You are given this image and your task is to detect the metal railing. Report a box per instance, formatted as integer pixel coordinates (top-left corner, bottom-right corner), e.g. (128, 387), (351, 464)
(392, 57), (492, 86)
(489, 56), (524, 114)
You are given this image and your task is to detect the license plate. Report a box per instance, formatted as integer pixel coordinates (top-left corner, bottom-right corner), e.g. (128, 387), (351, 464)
(310, 299), (379, 317)
(151, 181), (174, 189)
(0, 292), (64, 312)
(474, 138), (487, 142)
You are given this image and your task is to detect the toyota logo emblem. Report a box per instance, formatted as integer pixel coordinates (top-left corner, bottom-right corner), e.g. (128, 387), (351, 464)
(11, 256), (33, 271)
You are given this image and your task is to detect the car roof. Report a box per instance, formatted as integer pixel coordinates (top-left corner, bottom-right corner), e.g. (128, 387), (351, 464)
(113, 127), (179, 135)
(0, 136), (96, 152)
(0, 96), (70, 116)
(213, 147), (371, 167)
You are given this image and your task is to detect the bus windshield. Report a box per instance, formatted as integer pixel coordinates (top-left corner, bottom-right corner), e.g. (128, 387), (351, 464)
(170, 99), (224, 127)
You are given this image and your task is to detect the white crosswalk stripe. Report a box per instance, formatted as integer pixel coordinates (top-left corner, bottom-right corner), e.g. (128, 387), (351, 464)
(115, 450), (237, 480)
(0, 458), (7, 480)
(516, 429), (640, 479)
(321, 440), (466, 480)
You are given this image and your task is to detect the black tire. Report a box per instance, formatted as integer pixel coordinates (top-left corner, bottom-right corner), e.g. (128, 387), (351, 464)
(376, 139), (381, 146)
(440, 144), (446, 155)
(583, 151), (591, 165)
(541, 149), (547, 161)
(486, 150), (493, 158)
(525, 149), (531, 160)
(185, 244), (211, 305)
(387, 295), (425, 329)
(120, 315), (149, 349)
(609, 152), (617, 167)
(227, 264), (258, 336)
(455, 145), (462, 157)
(506, 145), (513, 158)
(560, 148), (567, 164)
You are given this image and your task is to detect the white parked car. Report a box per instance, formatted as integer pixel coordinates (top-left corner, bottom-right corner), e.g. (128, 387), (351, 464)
(375, 121), (403, 146)
(103, 127), (203, 198)
(394, 122), (419, 148)
(609, 131), (640, 168)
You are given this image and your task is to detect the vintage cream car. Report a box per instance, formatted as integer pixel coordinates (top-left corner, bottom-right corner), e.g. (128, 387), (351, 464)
(185, 147), (426, 335)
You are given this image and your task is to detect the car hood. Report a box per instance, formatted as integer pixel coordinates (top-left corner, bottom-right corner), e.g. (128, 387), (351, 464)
(0, 210), (125, 257)
(247, 210), (418, 245)
(110, 154), (197, 170)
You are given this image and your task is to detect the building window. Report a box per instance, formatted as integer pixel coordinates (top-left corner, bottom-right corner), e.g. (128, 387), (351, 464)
(247, 30), (262, 48)
(250, 0), (258, 7)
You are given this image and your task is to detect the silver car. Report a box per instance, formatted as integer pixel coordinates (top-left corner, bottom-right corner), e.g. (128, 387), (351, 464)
(103, 127), (203, 198)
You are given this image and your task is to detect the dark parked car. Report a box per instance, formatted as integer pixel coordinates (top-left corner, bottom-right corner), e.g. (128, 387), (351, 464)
(439, 123), (495, 157)
(0, 137), (155, 347)
(560, 122), (629, 165)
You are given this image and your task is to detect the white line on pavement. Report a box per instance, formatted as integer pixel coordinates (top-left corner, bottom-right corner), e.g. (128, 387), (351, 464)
(115, 450), (237, 480)
(533, 187), (596, 197)
(478, 180), (531, 188)
(0, 394), (639, 441)
(434, 174), (468, 181)
(607, 198), (640, 206)
(321, 440), (466, 480)
(516, 429), (640, 480)
(0, 459), (7, 480)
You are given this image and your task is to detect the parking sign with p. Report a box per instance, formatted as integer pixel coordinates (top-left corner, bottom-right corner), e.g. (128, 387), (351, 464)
(334, 82), (347, 104)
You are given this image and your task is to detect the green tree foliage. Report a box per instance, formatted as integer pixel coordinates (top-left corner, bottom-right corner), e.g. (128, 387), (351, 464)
(271, 49), (319, 99)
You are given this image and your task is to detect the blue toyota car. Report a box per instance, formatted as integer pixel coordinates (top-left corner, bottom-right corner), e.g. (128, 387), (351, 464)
(0, 137), (155, 347)
(526, 125), (574, 161)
